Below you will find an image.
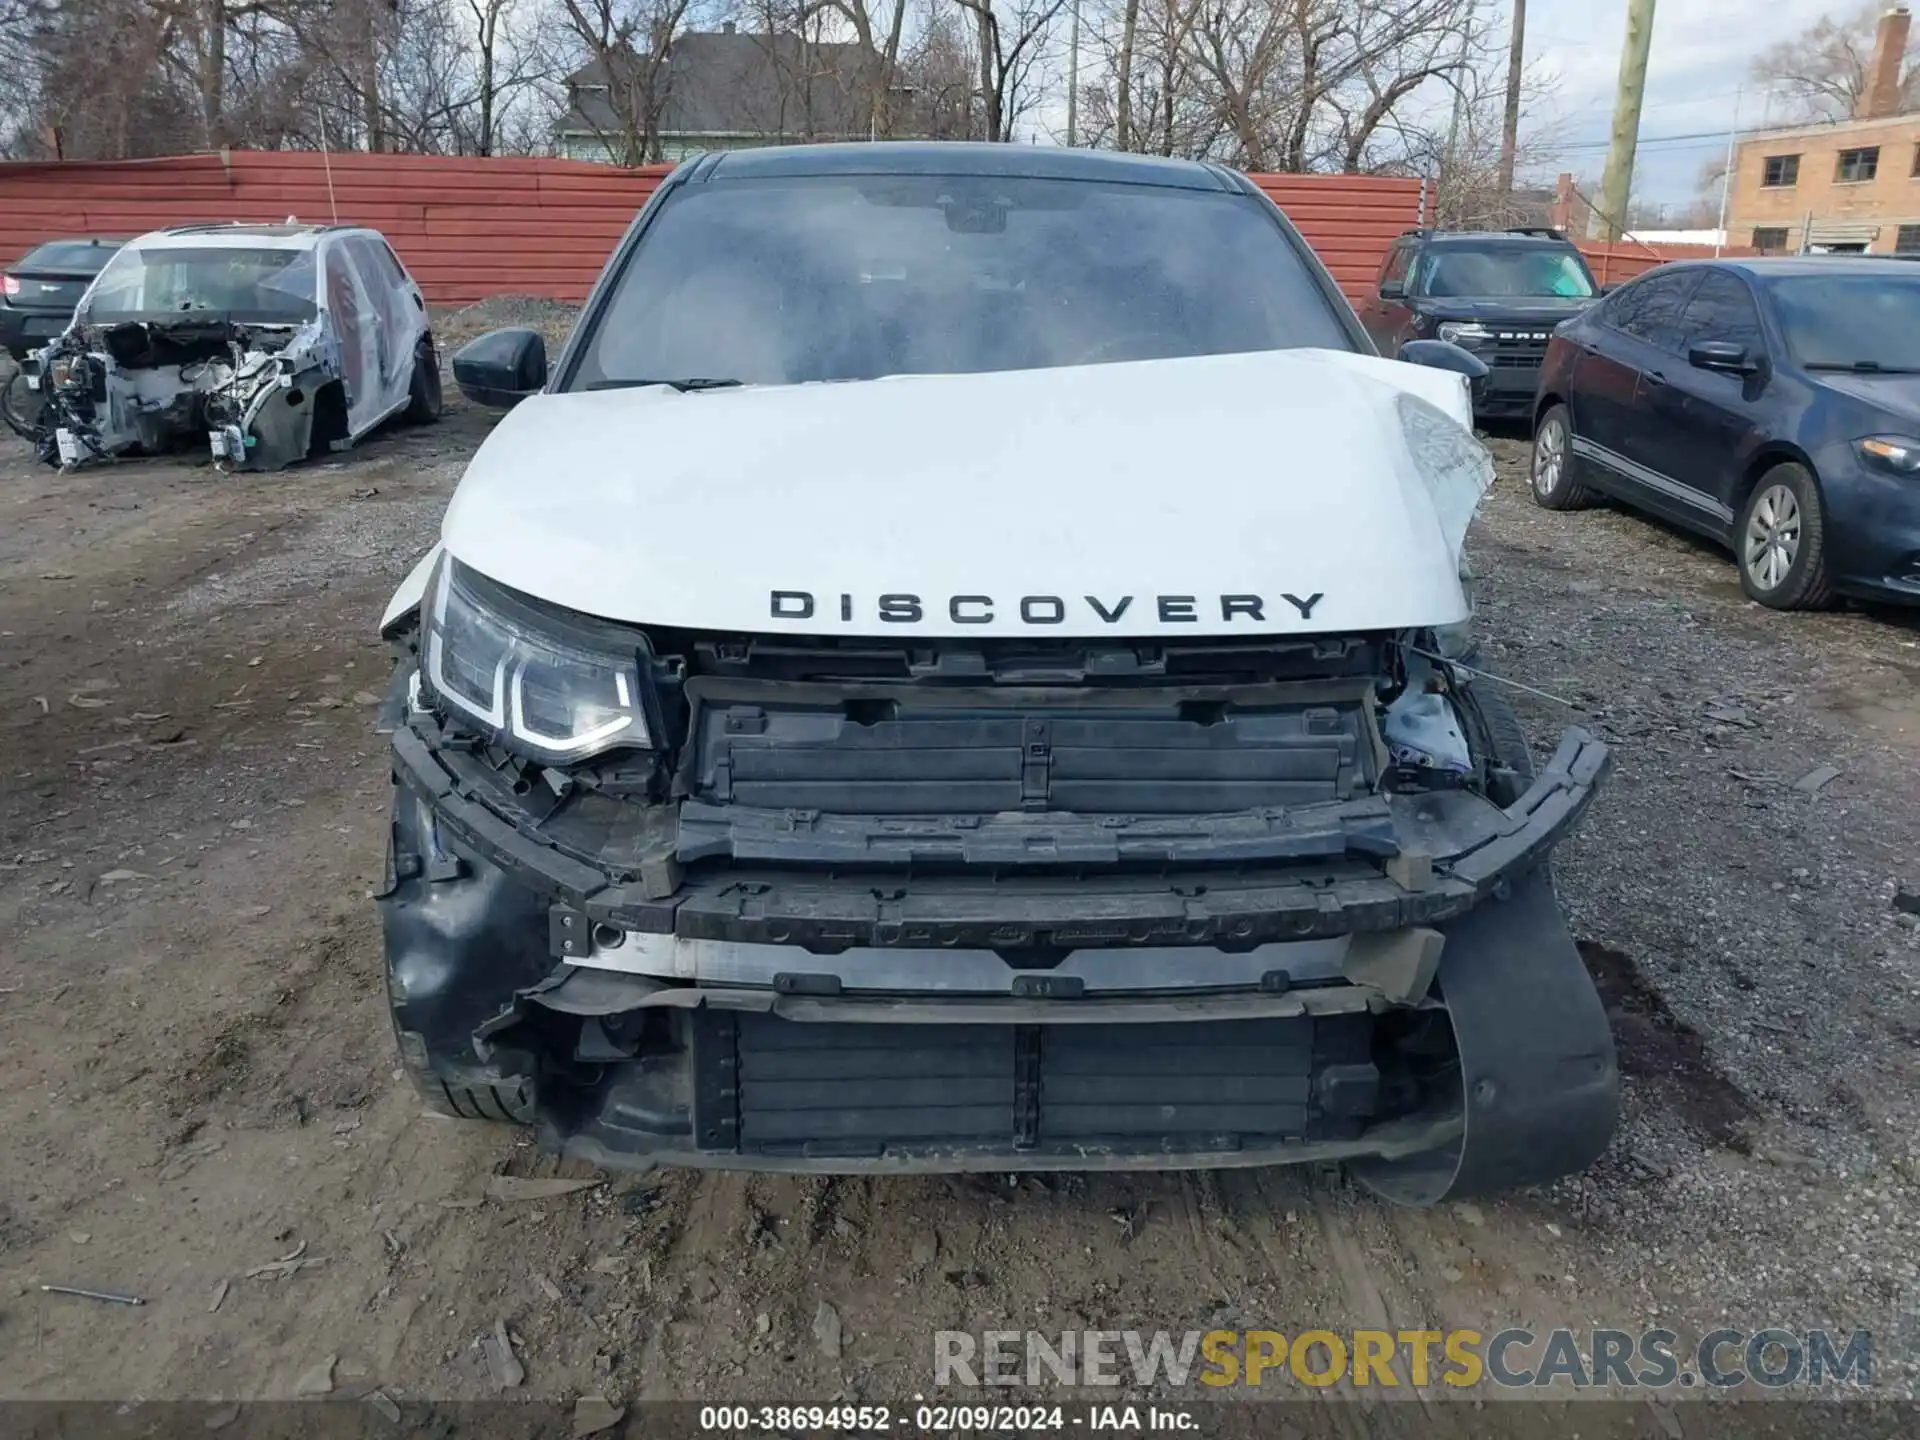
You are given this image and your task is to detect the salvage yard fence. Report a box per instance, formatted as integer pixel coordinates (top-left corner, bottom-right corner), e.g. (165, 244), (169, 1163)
(0, 149), (1728, 312)
(0, 150), (1419, 307)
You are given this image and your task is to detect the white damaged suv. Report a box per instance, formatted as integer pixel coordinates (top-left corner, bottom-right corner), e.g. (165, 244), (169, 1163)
(25, 220), (440, 470)
(375, 144), (1617, 1204)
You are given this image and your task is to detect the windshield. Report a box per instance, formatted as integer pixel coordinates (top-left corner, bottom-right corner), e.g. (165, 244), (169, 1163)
(1768, 274), (1920, 370)
(570, 175), (1350, 388)
(80, 244), (318, 323)
(1416, 246), (1595, 299)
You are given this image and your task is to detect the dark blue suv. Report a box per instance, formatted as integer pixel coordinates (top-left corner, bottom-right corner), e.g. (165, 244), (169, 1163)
(1359, 228), (1600, 420)
(1531, 257), (1920, 609)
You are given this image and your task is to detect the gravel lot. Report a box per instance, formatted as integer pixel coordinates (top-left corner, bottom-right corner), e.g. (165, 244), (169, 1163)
(1, 319), (1918, 1425)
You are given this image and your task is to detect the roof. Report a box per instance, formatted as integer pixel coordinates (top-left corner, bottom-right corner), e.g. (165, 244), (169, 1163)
(699, 141), (1234, 190)
(562, 30), (871, 141)
(1414, 228), (1573, 247)
(1718, 256), (1920, 278)
(1735, 111), (1920, 148)
(143, 221), (349, 248)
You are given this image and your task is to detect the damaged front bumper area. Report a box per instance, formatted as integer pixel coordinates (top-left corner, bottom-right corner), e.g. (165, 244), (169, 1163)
(379, 696), (1617, 1204)
(30, 316), (342, 472)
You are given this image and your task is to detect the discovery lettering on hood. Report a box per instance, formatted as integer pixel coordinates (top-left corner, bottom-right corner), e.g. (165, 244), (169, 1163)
(769, 591), (1327, 624)
(434, 349), (1487, 638)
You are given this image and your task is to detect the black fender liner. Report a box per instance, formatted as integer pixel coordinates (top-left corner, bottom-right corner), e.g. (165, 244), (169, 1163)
(1351, 869), (1619, 1204)
(378, 783), (554, 1118)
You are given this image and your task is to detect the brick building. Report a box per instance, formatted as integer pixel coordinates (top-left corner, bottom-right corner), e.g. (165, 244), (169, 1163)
(1725, 5), (1920, 255)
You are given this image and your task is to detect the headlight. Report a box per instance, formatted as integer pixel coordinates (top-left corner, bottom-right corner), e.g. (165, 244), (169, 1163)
(1855, 436), (1920, 475)
(422, 558), (650, 763)
(1437, 322), (1493, 347)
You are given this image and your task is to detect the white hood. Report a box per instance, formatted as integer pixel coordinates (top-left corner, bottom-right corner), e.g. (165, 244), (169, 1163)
(432, 348), (1491, 639)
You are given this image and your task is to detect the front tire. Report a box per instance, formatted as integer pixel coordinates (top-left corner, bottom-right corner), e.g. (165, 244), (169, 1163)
(1529, 403), (1594, 511)
(1465, 684), (1536, 806)
(1736, 462), (1832, 610)
(1, 367), (44, 441)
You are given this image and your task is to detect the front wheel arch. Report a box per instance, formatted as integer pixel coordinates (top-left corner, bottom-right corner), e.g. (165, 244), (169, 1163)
(1735, 459), (1834, 610)
(1731, 441), (1823, 523)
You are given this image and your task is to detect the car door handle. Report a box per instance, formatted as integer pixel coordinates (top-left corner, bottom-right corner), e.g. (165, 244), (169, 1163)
(1643, 369), (1668, 387)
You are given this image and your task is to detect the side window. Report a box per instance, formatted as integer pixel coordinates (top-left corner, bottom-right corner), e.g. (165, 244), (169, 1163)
(1615, 271), (1701, 353)
(1380, 243), (1413, 290)
(1407, 250), (1434, 297)
(324, 244), (368, 403)
(345, 236), (411, 383)
(323, 245), (358, 327)
(1680, 271), (1763, 354)
(357, 235), (409, 289)
(1599, 278), (1650, 333)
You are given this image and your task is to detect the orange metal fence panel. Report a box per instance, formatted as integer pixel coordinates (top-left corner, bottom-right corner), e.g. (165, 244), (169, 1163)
(0, 151), (1424, 306)
(1577, 241), (1761, 286)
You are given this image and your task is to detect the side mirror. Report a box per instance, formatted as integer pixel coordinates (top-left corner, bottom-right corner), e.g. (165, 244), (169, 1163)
(1688, 341), (1760, 376)
(1378, 279), (1407, 300)
(452, 328), (547, 408)
(1399, 338), (1491, 402)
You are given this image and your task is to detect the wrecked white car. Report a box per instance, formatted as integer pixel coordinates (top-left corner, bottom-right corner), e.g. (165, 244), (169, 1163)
(22, 221), (440, 470)
(375, 144), (1617, 1205)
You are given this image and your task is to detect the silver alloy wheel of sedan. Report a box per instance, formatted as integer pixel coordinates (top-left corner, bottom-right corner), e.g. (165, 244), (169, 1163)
(1743, 482), (1802, 590)
(1532, 414), (1566, 497)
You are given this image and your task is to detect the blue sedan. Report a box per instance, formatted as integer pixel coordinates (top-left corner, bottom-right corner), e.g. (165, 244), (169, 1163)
(1529, 257), (1920, 609)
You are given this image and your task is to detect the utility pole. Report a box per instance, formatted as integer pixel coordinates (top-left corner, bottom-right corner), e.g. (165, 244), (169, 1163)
(1066, 0), (1081, 145)
(1714, 85), (1742, 256)
(1441, 1), (1478, 225)
(1496, 0), (1526, 194)
(1596, 0), (1657, 242)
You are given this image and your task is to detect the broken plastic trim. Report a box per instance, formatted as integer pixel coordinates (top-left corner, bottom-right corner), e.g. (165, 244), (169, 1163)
(388, 716), (1608, 947)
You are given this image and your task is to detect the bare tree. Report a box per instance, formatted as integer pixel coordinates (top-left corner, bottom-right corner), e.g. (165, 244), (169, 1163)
(1081, 0), (1208, 155)
(466, 0), (512, 152)
(12, 0), (199, 159)
(0, 0), (572, 160)
(556, 0), (710, 162)
(896, 0), (976, 136)
(1751, 3), (1919, 123)
(949, 0), (1066, 140)
(1170, 0), (1474, 172)
(1325, 0), (1470, 171)
(795, 0), (911, 135)
(1395, 53), (1564, 228)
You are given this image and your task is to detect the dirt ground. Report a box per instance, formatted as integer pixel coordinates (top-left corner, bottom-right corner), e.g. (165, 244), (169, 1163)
(2, 330), (1919, 1424)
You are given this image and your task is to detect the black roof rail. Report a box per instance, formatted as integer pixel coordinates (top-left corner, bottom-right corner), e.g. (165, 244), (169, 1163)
(1506, 226), (1567, 239)
(1396, 226), (1434, 239)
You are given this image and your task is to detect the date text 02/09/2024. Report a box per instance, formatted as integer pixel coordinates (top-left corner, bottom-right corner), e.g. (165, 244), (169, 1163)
(696, 1403), (1198, 1432)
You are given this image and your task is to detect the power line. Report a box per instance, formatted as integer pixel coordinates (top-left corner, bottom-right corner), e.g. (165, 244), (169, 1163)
(1555, 128), (1742, 152)
(1562, 88), (1746, 116)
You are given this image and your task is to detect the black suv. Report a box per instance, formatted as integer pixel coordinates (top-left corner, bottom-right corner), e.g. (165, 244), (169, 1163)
(1358, 228), (1602, 420)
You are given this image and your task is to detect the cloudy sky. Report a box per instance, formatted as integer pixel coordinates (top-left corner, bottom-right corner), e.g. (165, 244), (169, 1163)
(1523, 0), (1871, 204)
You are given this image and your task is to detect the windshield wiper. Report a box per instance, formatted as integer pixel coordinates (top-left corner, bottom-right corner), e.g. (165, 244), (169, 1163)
(585, 377), (744, 393)
(1803, 360), (1920, 374)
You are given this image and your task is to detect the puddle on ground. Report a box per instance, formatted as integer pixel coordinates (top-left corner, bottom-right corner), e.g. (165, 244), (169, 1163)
(1579, 939), (1755, 1148)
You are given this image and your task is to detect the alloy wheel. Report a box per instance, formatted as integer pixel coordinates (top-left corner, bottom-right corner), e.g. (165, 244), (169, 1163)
(1532, 417), (1566, 497)
(1743, 483), (1802, 590)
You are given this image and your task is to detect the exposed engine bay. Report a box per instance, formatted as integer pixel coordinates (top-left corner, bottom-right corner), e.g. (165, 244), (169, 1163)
(31, 314), (345, 471)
